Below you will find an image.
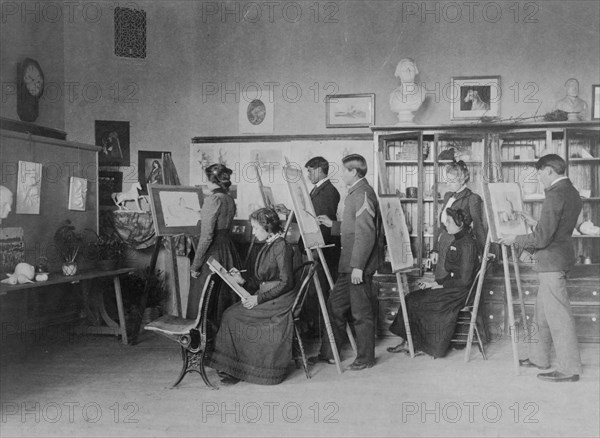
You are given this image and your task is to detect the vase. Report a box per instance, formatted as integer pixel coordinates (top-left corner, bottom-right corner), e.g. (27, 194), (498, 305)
(62, 262), (78, 276)
(97, 259), (118, 271)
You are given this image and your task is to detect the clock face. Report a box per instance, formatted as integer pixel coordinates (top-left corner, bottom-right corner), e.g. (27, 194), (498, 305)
(24, 63), (44, 98)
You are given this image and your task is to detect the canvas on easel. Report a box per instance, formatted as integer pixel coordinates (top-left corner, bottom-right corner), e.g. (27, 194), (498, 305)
(379, 195), (414, 272)
(483, 182), (528, 241)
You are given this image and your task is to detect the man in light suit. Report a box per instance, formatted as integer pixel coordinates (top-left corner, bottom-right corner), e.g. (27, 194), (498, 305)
(316, 154), (383, 371)
(499, 154), (582, 382)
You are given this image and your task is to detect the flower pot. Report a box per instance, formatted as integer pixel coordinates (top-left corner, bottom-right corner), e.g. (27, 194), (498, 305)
(62, 262), (78, 276)
(97, 259), (118, 271)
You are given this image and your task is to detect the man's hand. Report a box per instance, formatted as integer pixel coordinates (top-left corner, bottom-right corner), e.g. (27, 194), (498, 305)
(190, 270), (200, 279)
(516, 210), (538, 227)
(228, 268), (246, 285)
(273, 204), (290, 215)
(317, 215), (333, 227)
(418, 281), (441, 290)
(242, 295), (258, 309)
(498, 234), (517, 246)
(351, 268), (363, 284)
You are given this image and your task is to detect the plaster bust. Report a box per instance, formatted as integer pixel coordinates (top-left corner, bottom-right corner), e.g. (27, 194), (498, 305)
(389, 58), (425, 124)
(0, 185), (13, 222)
(555, 78), (588, 120)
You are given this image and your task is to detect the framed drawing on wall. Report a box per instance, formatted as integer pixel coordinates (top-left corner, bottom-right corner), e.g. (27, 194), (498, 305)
(239, 98), (274, 134)
(138, 151), (166, 194)
(16, 160), (42, 215)
(592, 85), (600, 120)
(483, 182), (528, 241)
(148, 185), (203, 236)
(95, 120), (130, 166)
(450, 76), (501, 121)
(68, 177), (88, 211)
(325, 93), (375, 127)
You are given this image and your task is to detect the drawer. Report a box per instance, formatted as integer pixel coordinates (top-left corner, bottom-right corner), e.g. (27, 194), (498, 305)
(378, 282), (400, 299)
(377, 299), (401, 337)
(572, 306), (600, 343)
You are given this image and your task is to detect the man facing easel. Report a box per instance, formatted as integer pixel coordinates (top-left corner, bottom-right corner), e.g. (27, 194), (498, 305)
(499, 154), (582, 383)
(275, 157), (342, 351)
(316, 154), (384, 371)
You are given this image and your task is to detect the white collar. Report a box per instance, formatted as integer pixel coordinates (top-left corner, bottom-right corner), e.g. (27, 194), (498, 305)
(551, 176), (569, 186)
(266, 233), (283, 244)
(314, 178), (328, 189)
(350, 177), (365, 189)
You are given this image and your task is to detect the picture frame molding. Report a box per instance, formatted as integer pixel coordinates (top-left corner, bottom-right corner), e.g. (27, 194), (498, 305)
(325, 93), (375, 128)
(450, 76), (501, 121)
(138, 150), (166, 195)
(147, 184), (203, 236)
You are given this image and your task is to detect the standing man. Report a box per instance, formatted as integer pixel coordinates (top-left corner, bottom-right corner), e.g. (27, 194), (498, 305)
(316, 154), (383, 371)
(275, 156), (341, 336)
(499, 154), (582, 382)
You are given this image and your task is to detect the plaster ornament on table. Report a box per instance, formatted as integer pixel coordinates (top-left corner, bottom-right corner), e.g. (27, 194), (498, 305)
(389, 58), (425, 124)
(579, 220), (600, 236)
(554, 78), (588, 121)
(1, 262), (35, 284)
(111, 182), (146, 211)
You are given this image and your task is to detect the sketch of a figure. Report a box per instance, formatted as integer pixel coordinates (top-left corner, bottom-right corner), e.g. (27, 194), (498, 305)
(68, 177), (87, 211)
(160, 192), (202, 227)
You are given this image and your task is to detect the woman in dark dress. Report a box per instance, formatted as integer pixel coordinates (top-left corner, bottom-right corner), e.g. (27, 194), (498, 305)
(432, 160), (486, 282)
(187, 164), (241, 323)
(388, 208), (479, 358)
(207, 208), (297, 386)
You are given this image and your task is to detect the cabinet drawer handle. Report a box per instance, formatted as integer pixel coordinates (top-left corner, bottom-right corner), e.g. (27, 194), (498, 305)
(593, 317), (597, 322)
(489, 315), (494, 320)
(526, 316), (530, 320)
(489, 290), (494, 295)
(525, 290), (530, 295)
(593, 291), (598, 296)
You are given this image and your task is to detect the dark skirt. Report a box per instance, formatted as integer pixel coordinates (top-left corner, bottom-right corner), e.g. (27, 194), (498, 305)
(434, 229), (454, 282)
(389, 286), (469, 358)
(186, 231), (241, 323)
(207, 289), (297, 385)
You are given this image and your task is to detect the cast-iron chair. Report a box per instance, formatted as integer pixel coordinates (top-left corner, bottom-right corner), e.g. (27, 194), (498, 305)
(291, 260), (319, 379)
(145, 273), (218, 389)
(450, 261), (492, 360)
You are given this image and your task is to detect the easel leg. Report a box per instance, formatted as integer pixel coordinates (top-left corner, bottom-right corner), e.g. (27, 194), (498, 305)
(395, 272), (414, 357)
(501, 244), (520, 375)
(316, 246), (357, 355)
(465, 232), (491, 362)
(305, 249), (343, 374)
(113, 275), (128, 345)
(169, 236), (183, 317)
(510, 243), (530, 354)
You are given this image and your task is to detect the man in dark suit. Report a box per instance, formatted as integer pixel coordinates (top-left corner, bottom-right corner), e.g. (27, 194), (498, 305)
(316, 154), (383, 371)
(499, 154), (582, 383)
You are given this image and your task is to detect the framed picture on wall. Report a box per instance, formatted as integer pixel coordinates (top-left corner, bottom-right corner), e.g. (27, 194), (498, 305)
(98, 170), (123, 206)
(325, 93), (375, 127)
(95, 120), (130, 166)
(592, 85), (600, 120)
(138, 151), (166, 194)
(239, 98), (274, 134)
(450, 76), (501, 121)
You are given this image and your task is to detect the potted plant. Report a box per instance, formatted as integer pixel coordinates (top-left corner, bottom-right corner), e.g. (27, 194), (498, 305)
(54, 220), (83, 276)
(85, 229), (127, 271)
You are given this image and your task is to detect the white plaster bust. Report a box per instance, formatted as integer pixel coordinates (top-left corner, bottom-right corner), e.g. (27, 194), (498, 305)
(0, 185), (13, 223)
(389, 58), (425, 124)
(555, 78), (588, 120)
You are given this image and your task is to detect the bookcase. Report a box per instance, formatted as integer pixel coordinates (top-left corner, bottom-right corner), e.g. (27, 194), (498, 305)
(372, 122), (600, 342)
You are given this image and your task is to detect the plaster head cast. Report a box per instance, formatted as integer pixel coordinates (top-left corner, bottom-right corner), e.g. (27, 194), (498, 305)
(0, 185), (13, 222)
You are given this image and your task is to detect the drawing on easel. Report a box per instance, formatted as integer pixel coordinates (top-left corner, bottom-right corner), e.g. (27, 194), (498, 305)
(262, 186), (275, 208)
(148, 185), (204, 236)
(483, 183), (528, 241)
(379, 196), (414, 272)
(283, 162), (324, 249)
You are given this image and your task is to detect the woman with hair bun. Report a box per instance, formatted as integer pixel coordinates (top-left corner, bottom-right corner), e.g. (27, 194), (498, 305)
(187, 164), (241, 326)
(388, 208), (480, 358)
(207, 208), (297, 386)
(432, 160), (486, 281)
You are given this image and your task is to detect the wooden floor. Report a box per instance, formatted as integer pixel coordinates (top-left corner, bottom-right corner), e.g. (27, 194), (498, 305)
(1, 327), (599, 437)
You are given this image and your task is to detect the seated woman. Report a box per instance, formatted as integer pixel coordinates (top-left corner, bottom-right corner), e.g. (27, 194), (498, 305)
(387, 208), (478, 358)
(207, 208), (296, 386)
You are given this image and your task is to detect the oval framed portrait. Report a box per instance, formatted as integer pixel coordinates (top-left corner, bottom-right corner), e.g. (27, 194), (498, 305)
(239, 98), (273, 133)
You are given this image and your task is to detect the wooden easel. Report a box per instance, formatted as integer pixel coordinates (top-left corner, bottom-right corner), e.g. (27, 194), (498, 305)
(464, 233), (530, 375)
(283, 210), (355, 374)
(392, 268), (415, 358)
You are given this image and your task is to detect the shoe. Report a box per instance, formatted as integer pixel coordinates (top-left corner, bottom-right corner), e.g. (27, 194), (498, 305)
(537, 371), (579, 382)
(519, 358), (551, 370)
(347, 361), (374, 371)
(387, 342), (408, 354)
(219, 375), (240, 386)
(307, 355), (335, 365)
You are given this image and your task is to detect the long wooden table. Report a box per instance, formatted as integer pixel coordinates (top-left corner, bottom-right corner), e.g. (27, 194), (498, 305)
(0, 268), (135, 345)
